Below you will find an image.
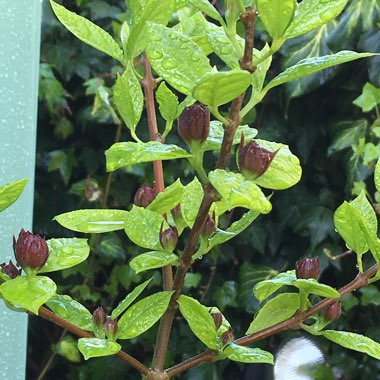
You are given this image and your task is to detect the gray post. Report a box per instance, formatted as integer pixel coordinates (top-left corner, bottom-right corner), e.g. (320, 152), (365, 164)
(0, 0), (42, 379)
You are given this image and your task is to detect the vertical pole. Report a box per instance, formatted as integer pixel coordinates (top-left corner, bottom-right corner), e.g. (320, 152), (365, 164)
(0, 0), (42, 379)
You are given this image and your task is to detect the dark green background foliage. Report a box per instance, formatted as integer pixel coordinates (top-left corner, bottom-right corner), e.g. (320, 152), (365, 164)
(31, 0), (380, 379)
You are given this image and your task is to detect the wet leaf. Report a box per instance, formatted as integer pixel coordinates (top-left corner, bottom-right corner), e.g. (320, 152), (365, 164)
(156, 81), (179, 122)
(353, 82), (380, 112)
(181, 178), (204, 227)
(78, 338), (121, 360)
(222, 343), (274, 364)
(130, 251), (179, 273)
(0, 179), (28, 213)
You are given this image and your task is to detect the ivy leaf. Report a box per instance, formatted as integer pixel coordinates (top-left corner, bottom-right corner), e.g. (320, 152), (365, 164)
(177, 295), (219, 350)
(146, 23), (211, 95)
(257, 0), (296, 40)
(246, 293), (300, 334)
(0, 276), (56, 314)
(78, 338), (121, 360)
(181, 178), (204, 227)
(209, 170), (272, 214)
(54, 209), (129, 233)
(39, 238), (90, 273)
(0, 179), (28, 213)
(105, 141), (191, 172)
(111, 278), (152, 320)
(46, 294), (94, 331)
(49, 1), (123, 62)
(130, 251), (179, 274)
(321, 330), (380, 360)
(124, 206), (166, 250)
(118, 291), (173, 339)
(284, 0), (348, 38)
(222, 343), (274, 364)
(353, 82), (380, 112)
(156, 81), (179, 122)
(114, 65), (144, 140)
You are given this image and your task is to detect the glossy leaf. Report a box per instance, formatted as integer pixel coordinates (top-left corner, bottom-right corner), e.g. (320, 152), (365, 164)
(209, 170), (272, 214)
(203, 122), (257, 152)
(181, 178), (204, 227)
(124, 206), (166, 250)
(284, 0), (348, 38)
(350, 191), (377, 233)
(46, 294), (94, 331)
(0, 179), (28, 213)
(177, 295), (219, 349)
(353, 82), (380, 112)
(130, 251), (179, 273)
(111, 278), (152, 320)
(148, 179), (184, 215)
(193, 70), (251, 108)
(118, 291), (173, 339)
(105, 141), (191, 172)
(78, 338), (121, 360)
(223, 343), (274, 364)
(251, 44), (272, 94)
(146, 23), (211, 95)
(49, 1), (123, 62)
(156, 81), (178, 122)
(114, 65), (144, 139)
(251, 140), (302, 190)
(375, 159), (380, 193)
(54, 209), (128, 233)
(189, 0), (223, 23)
(246, 293), (300, 334)
(0, 275), (56, 314)
(322, 330), (380, 360)
(40, 238), (90, 273)
(257, 0), (296, 39)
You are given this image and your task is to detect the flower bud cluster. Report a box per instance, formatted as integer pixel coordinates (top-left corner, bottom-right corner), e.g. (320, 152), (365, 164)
(92, 307), (118, 340)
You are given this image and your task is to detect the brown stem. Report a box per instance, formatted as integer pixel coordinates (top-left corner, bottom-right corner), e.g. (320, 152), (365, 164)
(37, 306), (149, 375)
(141, 52), (173, 291)
(167, 263), (379, 377)
(151, 7), (257, 372)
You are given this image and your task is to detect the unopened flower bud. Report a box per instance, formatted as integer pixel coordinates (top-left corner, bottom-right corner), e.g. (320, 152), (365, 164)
(238, 135), (279, 179)
(201, 212), (217, 238)
(178, 104), (210, 145)
(13, 229), (49, 271)
(322, 301), (341, 322)
(92, 306), (107, 328)
(160, 224), (178, 252)
(104, 317), (118, 340)
(295, 257), (320, 280)
(211, 312), (223, 330)
(1, 260), (21, 279)
(134, 184), (156, 208)
(221, 327), (234, 345)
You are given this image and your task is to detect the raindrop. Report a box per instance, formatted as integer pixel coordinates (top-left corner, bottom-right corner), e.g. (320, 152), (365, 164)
(149, 50), (163, 60)
(161, 58), (176, 70)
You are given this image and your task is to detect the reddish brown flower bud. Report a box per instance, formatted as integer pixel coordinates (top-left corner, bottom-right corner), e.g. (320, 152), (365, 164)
(211, 312), (223, 330)
(178, 104), (210, 145)
(160, 224), (178, 252)
(1, 260), (21, 279)
(322, 301), (341, 322)
(201, 212), (217, 238)
(221, 327), (235, 345)
(134, 184), (156, 208)
(238, 136), (279, 179)
(13, 229), (49, 271)
(295, 257), (320, 280)
(104, 317), (118, 340)
(92, 306), (107, 328)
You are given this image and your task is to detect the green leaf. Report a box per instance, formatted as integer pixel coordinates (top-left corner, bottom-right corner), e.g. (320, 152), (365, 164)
(124, 206), (166, 250)
(130, 251), (179, 273)
(49, 1), (123, 62)
(146, 23), (211, 95)
(54, 209), (129, 233)
(350, 191), (377, 233)
(147, 179), (184, 215)
(193, 70), (251, 109)
(37, 238), (90, 273)
(78, 338), (121, 360)
(252, 140), (302, 190)
(246, 293), (300, 334)
(353, 83), (380, 112)
(251, 44), (272, 94)
(56, 335), (81, 363)
(126, 0), (174, 58)
(114, 65), (144, 139)
(222, 343), (274, 364)
(0, 275), (56, 314)
(203, 122), (257, 152)
(105, 141), (191, 172)
(375, 158), (380, 193)
(209, 170), (272, 214)
(46, 294), (94, 331)
(322, 330), (380, 360)
(188, 0), (223, 23)
(284, 0), (348, 38)
(181, 178), (204, 227)
(156, 81), (178, 122)
(177, 295), (219, 349)
(111, 278), (152, 320)
(118, 291), (173, 339)
(0, 179), (28, 213)
(257, 0), (296, 39)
